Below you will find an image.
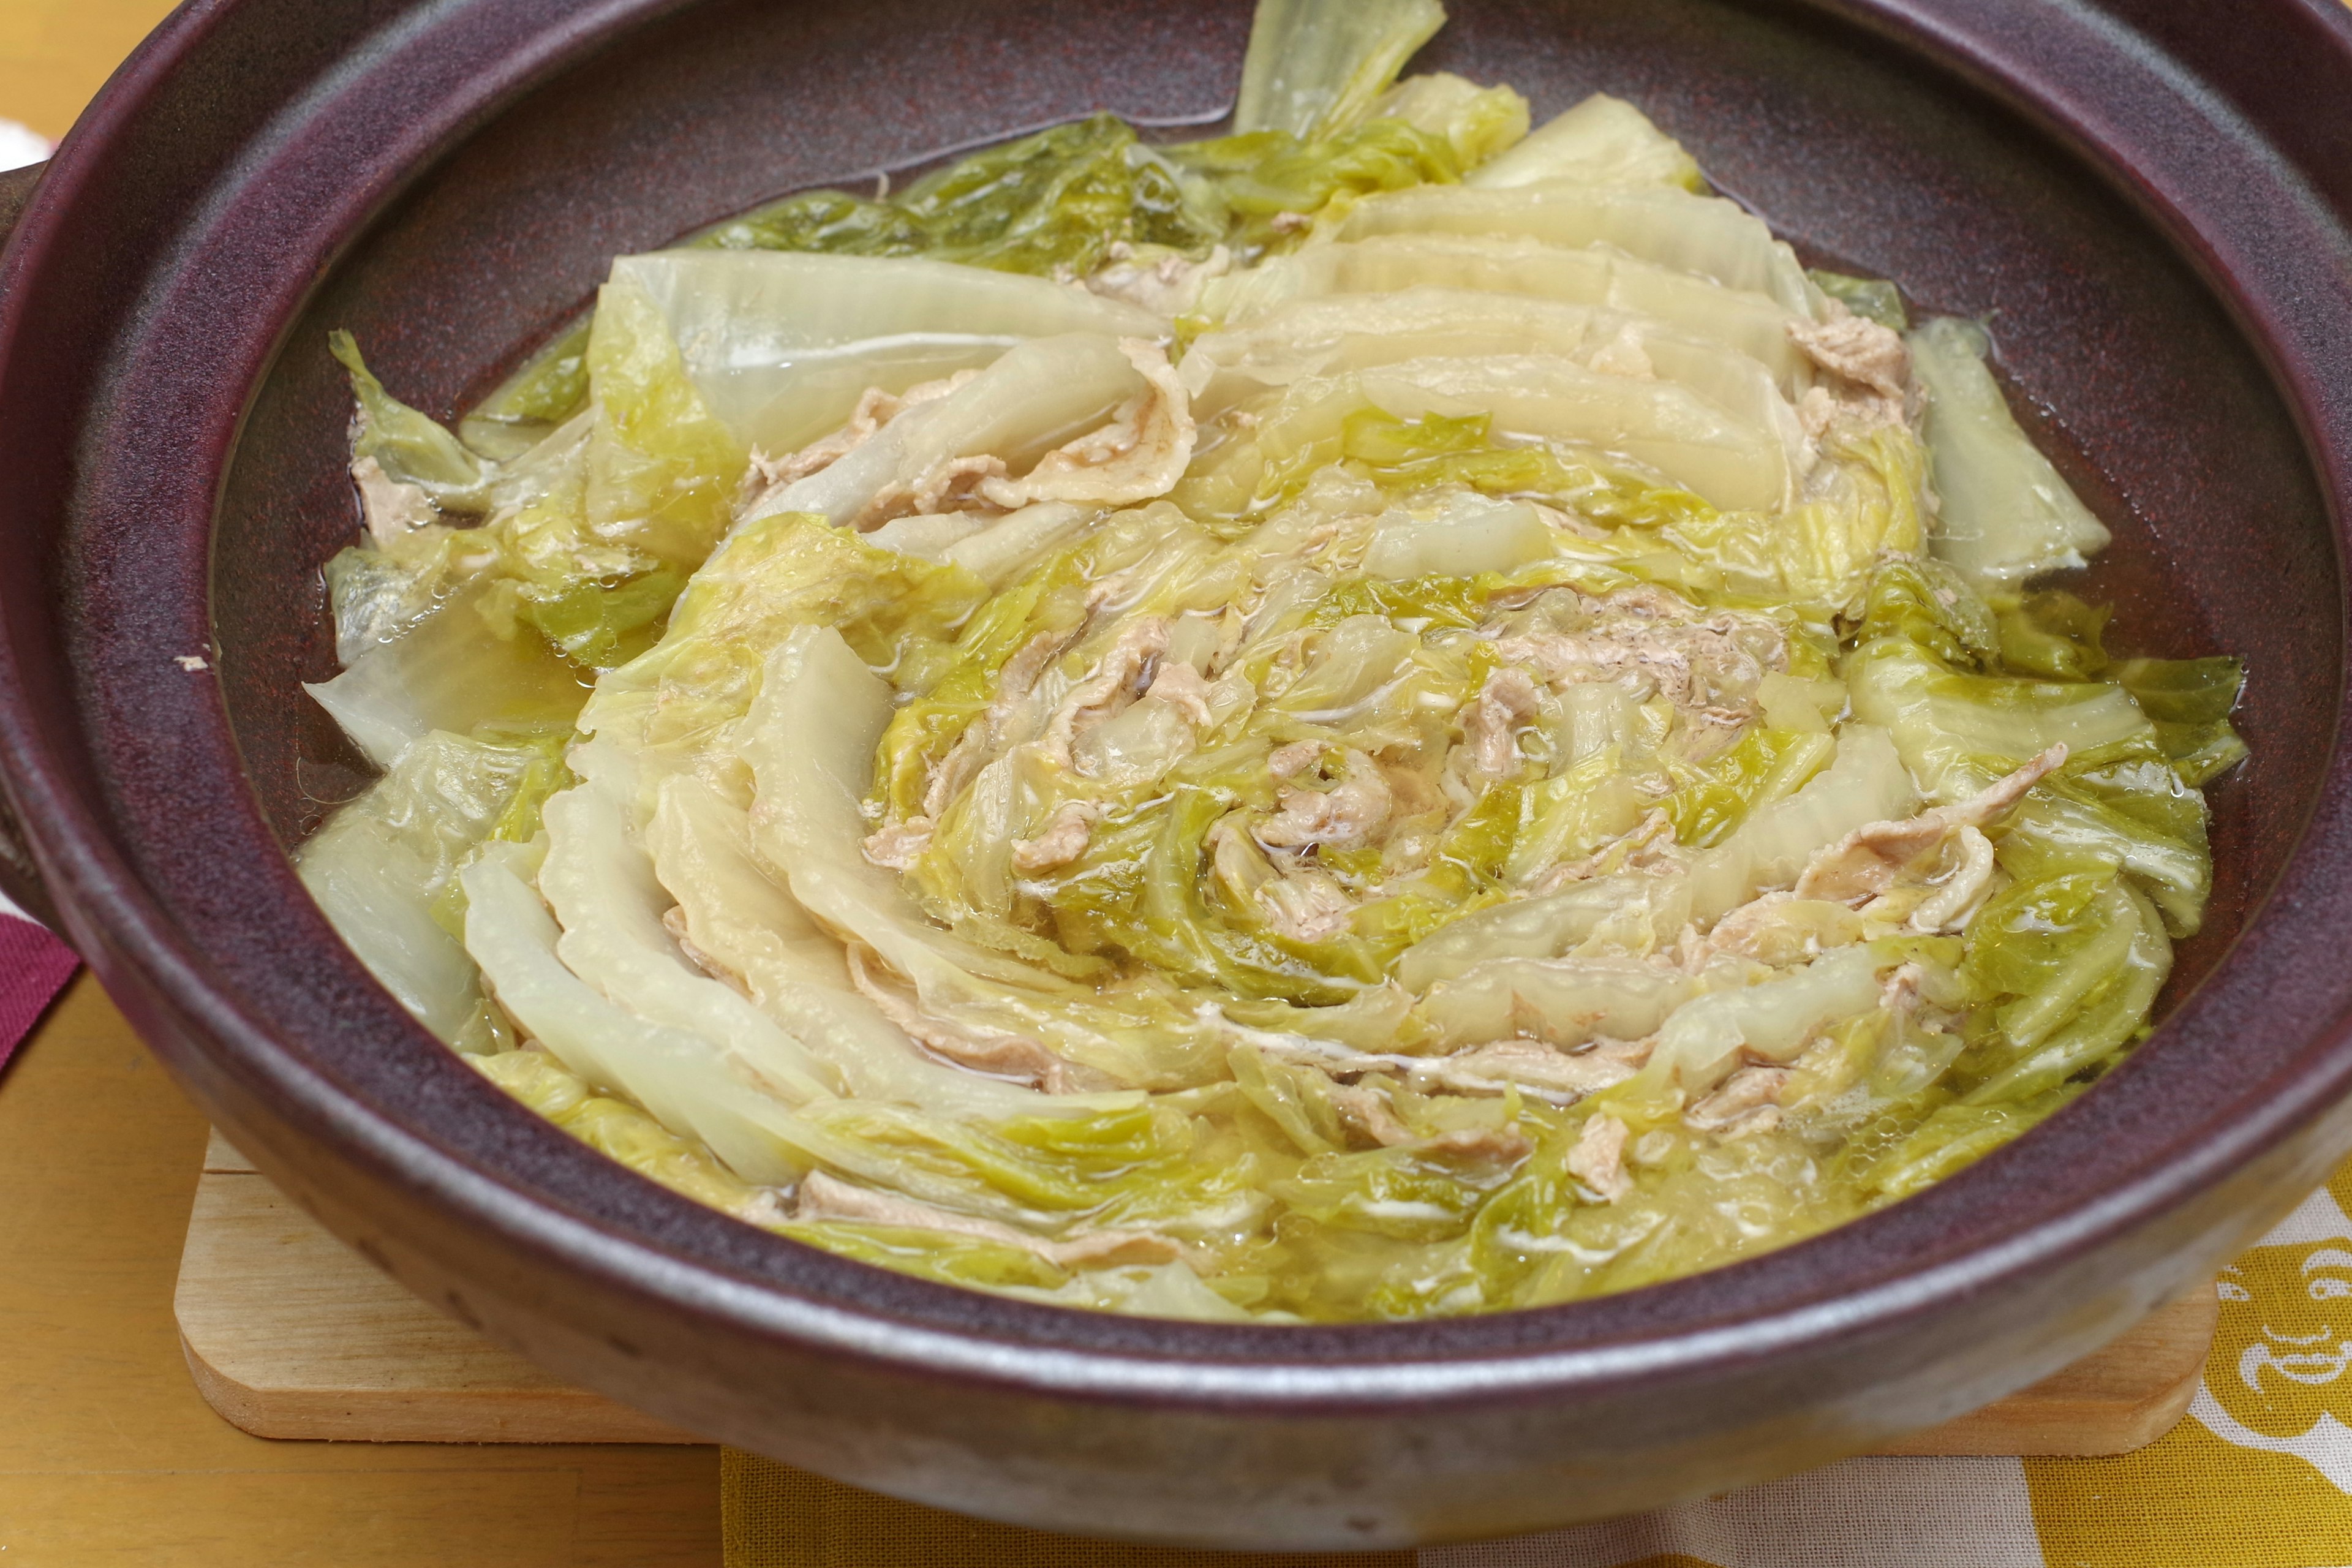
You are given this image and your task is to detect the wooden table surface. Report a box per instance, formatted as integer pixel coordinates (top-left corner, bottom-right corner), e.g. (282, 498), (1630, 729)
(0, 976), (720, 1565)
(0, 0), (181, 143)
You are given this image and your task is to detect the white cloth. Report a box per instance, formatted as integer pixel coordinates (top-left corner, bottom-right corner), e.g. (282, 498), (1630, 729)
(1424, 1457), (2048, 1568)
(0, 119), (51, 173)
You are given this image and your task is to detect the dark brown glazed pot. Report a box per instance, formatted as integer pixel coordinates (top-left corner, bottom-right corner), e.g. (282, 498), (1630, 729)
(2, 0), (2350, 1547)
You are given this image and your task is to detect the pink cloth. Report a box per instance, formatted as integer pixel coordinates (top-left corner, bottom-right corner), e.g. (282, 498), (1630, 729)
(0, 910), (78, 1072)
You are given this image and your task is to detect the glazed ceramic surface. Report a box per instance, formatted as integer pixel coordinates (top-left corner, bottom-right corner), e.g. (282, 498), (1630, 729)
(2, 0), (2350, 1547)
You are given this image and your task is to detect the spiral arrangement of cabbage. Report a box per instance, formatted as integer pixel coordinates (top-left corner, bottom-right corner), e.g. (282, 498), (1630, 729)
(296, 0), (2245, 1322)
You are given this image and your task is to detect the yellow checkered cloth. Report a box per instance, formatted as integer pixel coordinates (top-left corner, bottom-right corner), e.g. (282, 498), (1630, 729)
(725, 1159), (2352, 1567)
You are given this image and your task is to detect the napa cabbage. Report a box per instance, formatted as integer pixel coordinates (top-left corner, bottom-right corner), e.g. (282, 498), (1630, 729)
(1466, 93), (1705, 192)
(297, 729), (567, 1042)
(1370, 73), (1531, 169)
(1845, 562), (2226, 936)
(1202, 233), (1811, 390)
(1332, 183), (1815, 315)
(311, 270), (750, 775)
(612, 251), (1163, 453)
(710, 115), (1225, 280)
(1232, 0), (1447, 141)
(292, 0), (2246, 1327)
(1910, 317), (2111, 587)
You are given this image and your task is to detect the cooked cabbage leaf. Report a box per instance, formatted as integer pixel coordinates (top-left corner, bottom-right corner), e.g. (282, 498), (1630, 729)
(1467, 93), (1704, 192)
(1233, 0), (1447, 141)
(295, 0), (2245, 1328)
(297, 729), (566, 1041)
(1911, 317), (2111, 586)
(1370, 73), (1531, 168)
(708, 115), (1224, 280)
(1334, 183), (1814, 315)
(612, 250), (1162, 451)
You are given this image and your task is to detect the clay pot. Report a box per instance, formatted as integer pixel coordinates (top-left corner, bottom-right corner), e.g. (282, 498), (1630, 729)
(2, 0), (2348, 1547)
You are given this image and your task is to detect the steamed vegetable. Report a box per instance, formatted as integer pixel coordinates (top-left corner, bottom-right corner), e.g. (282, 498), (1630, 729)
(461, 4), (1527, 452)
(706, 114), (1226, 281)
(1910, 317), (2111, 586)
(1234, 0), (1448, 141)
(298, 729), (567, 1042)
(1467, 92), (1703, 192)
(309, 263), (750, 780)
(611, 251), (1162, 452)
(295, 0), (2247, 1325)
(1330, 183), (1815, 314)
(1204, 234), (1812, 390)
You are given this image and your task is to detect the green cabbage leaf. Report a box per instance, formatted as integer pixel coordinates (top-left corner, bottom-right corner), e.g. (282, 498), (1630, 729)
(290, 0), (2248, 1326)
(1232, 0), (1447, 141)
(1466, 93), (1704, 192)
(1333, 183), (1815, 315)
(610, 250), (1161, 452)
(1203, 233), (1810, 390)
(296, 729), (566, 1042)
(1911, 317), (2111, 587)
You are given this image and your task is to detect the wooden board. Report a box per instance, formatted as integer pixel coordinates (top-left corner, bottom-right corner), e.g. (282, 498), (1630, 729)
(176, 1130), (2217, 1454)
(177, 1131), (701, 1445)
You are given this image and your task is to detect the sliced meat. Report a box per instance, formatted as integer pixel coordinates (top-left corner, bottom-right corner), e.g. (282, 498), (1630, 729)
(1039, 617), (1170, 767)
(353, 456), (436, 544)
(1255, 749), (1393, 851)
(1238, 1034), (1645, 1108)
(1423, 1039), (1648, 1102)
(1012, 801), (1099, 874)
(1145, 661), (1217, 729)
(1790, 303), (1910, 399)
(1086, 243), (1233, 317)
(1212, 791), (1363, 940)
(1879, 960), (1924, 1016)
(1463, 666), (1542, 777)
(662, 906), (753, 1000)
(922, 628), (1088, 817)
(1492, 601), (1784, 715)
(1568, 1113), (1634, 1202)
(1588, 584), (1692, 621)
(1701, 891), (1865, 966)
(756, 385), (902, 489)
(1257, 866), (1358, 944)
(1267, 739), (1323, 778)
(978, 339), (1197, 510)
(846, 948), (1088, 1093)
(1420, 1124), (1534, 1177)
(1796, 747), (2065, 903)
(1329, 1081), (1415, 1147)
(745, 371), (983, 514)
(1685, 1065), (1792, 1136)
(1908, 825), (1998, 933)
(857, 451), (1008, 529)
(1796, 383), (1905, 442)
(1531, 809), (1679, 894)
(861, 818), (934, 872)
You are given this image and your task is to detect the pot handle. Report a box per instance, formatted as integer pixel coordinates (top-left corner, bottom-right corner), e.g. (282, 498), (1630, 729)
(0, 160), (59, 930)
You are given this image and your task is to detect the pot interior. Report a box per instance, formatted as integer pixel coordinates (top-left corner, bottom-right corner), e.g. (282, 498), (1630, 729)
(213, 0), (2335, 1225)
